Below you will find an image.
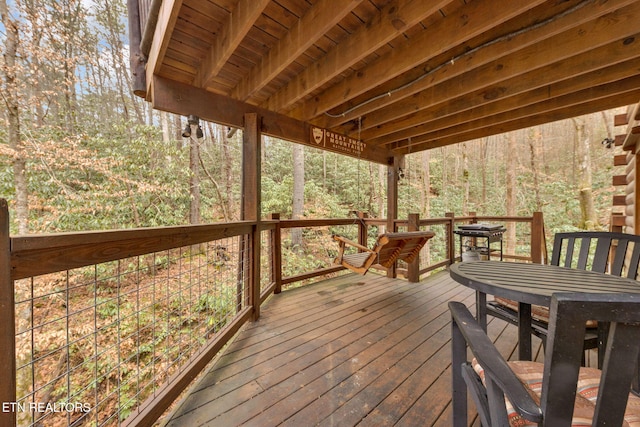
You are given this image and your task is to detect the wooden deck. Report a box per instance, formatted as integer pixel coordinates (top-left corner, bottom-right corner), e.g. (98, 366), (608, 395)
(161, 270), (544, 426)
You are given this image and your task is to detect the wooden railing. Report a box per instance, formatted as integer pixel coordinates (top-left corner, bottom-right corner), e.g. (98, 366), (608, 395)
(0, 203), (545, 426)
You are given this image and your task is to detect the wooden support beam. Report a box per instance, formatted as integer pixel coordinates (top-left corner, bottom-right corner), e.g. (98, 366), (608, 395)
(196, 0), (270, 88)
(367, 52), (640, 146)
(531, 211), (545, 264)
(264, 0), (452, 114)
(392, 76), (640, 154)
(622, 128), (640, 151)
(242, 113), (262, 321)
(635, 153), (640, 235)
(269, 213), (282, 294)
(386, 156), (401, 278)
(614, 175), (628, 186)
(407, 213), (420, 282)
(0, 200), (16, 427)
(615, 134), (626, 146)
(299, 0), (552, 122)
(355, 2), (640, 140)
(612, 214), (627, 227)
(615, 113), (630, 126)
(233, 0), (363, 101)
(615, 154), (630, 166)
(151, 76), (392, 164)
(144, 0), (182, 100)
(320, 0), (635, 130)
(613, 195), (627, 206)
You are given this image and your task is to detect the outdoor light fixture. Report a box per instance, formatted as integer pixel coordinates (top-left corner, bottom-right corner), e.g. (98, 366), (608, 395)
(601, 137), (614, 149)
(182, 115), (204, 138)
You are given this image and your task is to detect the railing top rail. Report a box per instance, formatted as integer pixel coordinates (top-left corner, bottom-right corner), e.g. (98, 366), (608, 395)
(453, 215), (535, 223)
(11, 221), (255, 280)
(278, 218), (358, 228)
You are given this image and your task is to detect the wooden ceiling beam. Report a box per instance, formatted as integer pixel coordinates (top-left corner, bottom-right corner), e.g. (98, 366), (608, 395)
(144, 0), (183, 101)
(231, 0), (364, 102)
(150, 76), (392, 165)
(390, 86), (640, 154)
(285, 0), (549, 122)
(355, 1), (640, 138)
(321, 0), (634, 131)
(262, 0), (452, 114)
(366, 40), (640, 146)
(390, 75), (640, 151)
(195, 0), (270, 88)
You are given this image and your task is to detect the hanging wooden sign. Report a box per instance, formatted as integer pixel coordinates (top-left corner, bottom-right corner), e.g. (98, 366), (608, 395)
(310, 126), (365, 156)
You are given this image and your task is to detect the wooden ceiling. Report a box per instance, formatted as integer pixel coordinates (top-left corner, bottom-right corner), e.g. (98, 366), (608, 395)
(136, 0), (640, 164)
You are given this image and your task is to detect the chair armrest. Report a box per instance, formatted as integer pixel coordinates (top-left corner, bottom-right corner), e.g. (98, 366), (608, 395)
(449, 301), (542, 423)
(332, 235), (375, 253)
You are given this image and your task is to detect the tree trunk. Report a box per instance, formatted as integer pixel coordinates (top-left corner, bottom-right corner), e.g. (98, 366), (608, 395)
(161, 111), (171, 144)
(529, 129), (542, 211)
(505, 133), (517, 255)
(481, 137), (488, 209)
(378, 164), (386, 233)
(421, 151), (430, 217)
(462, 142), (469, 215)
(572, 118), (598, 229)
(1, 0), (28, 234)
(189, 123), (200, 225)
(291, 144), (304, 250)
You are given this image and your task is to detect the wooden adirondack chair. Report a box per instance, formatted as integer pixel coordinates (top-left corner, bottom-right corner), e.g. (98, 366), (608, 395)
(333, 231), (435, 275)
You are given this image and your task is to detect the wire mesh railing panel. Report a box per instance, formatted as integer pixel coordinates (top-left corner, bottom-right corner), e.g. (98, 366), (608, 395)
(260, 229), (274, 293)
(280, 224), (357, 288)
(14, 236), (246, 426)
(418, 223), (450, 271)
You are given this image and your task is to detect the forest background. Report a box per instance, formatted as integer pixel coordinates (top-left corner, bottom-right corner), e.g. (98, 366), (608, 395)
(0, 0), (624, 240)
(0, 1), (630, 424)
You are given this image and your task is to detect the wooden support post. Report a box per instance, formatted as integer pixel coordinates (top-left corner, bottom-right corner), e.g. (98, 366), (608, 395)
(635, 152), (640, 235)
(387, 156), (401, 278)
(531, 211), (545, 264)
(242, 113), (262, 320)
(126, 0), (146, 97)
(611, 212), (624, 234)
(357, 211), (368, 249)
(269, 213), (282, 294)
(445, 212), (456, 264)
(0, 200), (16, 427)
(407, 213), (420, 282)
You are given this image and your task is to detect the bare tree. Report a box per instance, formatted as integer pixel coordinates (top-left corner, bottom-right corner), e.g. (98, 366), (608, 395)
(529, 129), (543, 211)
(188, 120), (201, 225)
(505, 133), (517, 255)
(572, 118), (598, 229)
(291, 144), (304, 249)
(1, 0), (28, 234)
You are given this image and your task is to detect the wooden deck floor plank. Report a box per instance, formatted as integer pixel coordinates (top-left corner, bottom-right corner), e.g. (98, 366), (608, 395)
(202, 277), (446, 384)
(314, 316), (455, 427)
(219, 282), (473, 426)
(386, 319), (514, 427)
(278, 290), (477, 427)
(250, 274), (396, 324)
(223, 275), (422, 356)
(171, 277), (465, 425)
(167, 276), (457, 423)
(245, 273), (453, 340)
(162, 270), (548, 427)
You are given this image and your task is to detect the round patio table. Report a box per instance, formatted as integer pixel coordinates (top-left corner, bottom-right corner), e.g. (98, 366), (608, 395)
(449, 260), (640, 360)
